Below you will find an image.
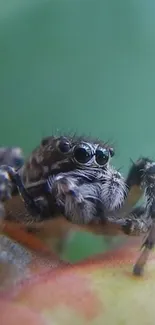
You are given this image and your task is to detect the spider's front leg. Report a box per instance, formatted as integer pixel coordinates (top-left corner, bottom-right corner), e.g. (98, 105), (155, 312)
(0, 165), (46, 224)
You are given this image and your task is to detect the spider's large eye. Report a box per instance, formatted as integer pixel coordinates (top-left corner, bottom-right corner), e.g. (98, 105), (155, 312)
(57, 138), (71, 153)
(73, 143), (92, 164)
(95, 147), (110, 166)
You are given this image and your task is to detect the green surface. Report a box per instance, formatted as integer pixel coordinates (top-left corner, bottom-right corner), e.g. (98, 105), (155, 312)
(62, 232), (123, 262)
(0, 0), (155, 261)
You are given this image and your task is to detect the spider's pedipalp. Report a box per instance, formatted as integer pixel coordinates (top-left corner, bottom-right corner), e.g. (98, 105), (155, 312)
(100, 166), (127, 212)
(46, 171), (102, 225)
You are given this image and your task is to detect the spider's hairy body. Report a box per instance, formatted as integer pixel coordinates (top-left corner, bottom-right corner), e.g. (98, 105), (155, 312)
(12, 135), (126, 226)
(1, 136), (155, 276)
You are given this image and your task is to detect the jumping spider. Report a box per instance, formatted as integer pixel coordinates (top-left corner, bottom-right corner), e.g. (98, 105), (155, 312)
(0, 136), (155, 276)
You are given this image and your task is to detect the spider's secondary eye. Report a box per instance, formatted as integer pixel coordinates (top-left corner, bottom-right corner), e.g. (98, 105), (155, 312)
(95, 147), (109, 166)
(58, 138), (71, 153)
(73, 144), (92, 164)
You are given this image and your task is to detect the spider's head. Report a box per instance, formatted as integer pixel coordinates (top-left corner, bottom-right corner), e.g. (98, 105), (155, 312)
(20, 135), (115, 185)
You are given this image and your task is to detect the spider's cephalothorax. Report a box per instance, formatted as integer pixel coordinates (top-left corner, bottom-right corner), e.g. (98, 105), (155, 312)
(19, 135), (114, 183)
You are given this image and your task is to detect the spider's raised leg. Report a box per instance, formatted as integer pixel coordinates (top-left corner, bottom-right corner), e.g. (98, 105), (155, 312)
(118, 158), (155, 275)
(114, 158), (151, 219)
(133, 160), (155, 275)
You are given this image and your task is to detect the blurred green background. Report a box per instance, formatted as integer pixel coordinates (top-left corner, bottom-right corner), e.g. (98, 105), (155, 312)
(1, 0), (155, 261)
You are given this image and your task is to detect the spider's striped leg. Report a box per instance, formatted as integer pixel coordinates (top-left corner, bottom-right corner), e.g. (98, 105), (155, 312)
(132, 161), (155, 276)
(131, 203), (155, 276)
(120, 158), (155, 276)
(120, 206), (150, 236)
(110, 158), (155, 238)
(114, 158), (152, 221)
(0, 167), (13, 226)
(0, 145), (24, 225)
(0, 165), (47, 221)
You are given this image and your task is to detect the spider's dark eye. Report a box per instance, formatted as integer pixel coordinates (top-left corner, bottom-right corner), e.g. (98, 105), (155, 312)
(73, 144), (92, 164)
(95, 147), (109, 166)
(58, 138), (71, 153)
